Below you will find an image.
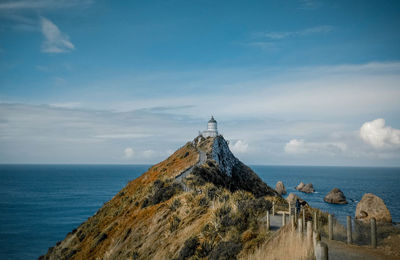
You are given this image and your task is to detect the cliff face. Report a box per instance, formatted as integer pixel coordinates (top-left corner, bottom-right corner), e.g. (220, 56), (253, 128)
(41, 135), (280, 260)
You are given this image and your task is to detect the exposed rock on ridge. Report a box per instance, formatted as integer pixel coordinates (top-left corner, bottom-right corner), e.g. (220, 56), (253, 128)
(212, 136), (238, 177)
(190, 136), (278, 198)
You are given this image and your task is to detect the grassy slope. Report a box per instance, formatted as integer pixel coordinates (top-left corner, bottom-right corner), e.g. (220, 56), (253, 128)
(42, 137), (282, 260)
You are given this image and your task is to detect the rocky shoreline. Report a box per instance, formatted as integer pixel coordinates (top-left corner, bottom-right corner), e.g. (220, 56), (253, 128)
(275, 180), (393, 224)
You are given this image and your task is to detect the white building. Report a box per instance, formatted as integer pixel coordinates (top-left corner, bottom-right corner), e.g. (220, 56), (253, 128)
(202, 116), (218, 137)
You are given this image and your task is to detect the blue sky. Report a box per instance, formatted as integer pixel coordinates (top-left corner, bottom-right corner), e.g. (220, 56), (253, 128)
(0, 0), (400, 165)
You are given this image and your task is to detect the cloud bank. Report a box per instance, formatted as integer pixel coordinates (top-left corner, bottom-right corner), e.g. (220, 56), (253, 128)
(284, 139), (346, 155)
(1, 62), (400, 166)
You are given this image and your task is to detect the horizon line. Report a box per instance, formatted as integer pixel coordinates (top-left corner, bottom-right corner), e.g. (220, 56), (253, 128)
(1, 163), (399, 168)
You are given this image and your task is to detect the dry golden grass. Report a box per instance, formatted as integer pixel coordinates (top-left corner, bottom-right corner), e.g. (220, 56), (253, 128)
(240, 225), (314, 260)
(43, 137), (283, 260)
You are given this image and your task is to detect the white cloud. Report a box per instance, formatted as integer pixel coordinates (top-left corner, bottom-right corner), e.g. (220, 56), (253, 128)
(40, 17), (74, 53)
(123, 147), (134, 158)
(0, 0), (92, 10)
(284, 139), (346, 155)
(261, 25), (333, 40)
(360, 119), (400, 149)
(229, 140), (249, 154)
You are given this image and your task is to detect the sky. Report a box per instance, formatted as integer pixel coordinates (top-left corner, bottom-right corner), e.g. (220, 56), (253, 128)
(0, 0), (400, 166)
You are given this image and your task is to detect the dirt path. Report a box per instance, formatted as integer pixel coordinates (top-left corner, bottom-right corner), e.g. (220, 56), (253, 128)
(175, 149), (206, 186)
(322, 237), (400, 260)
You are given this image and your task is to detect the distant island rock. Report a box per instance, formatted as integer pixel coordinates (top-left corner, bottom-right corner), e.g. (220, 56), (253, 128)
(295, 182), (315, 193)
(286, 193), (308, 206)
(324, 188), (348, 204)
(275, 181), (287, 195)
(295, 182), (305, 190)
(355, 193), (392, 223)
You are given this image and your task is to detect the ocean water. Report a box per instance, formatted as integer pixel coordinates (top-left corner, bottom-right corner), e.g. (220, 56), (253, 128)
(0, 164), (399, 259)
(253, 165), (400, 225)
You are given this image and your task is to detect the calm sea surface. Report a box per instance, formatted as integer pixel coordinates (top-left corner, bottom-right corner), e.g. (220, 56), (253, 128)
(0, 164), (399, 259)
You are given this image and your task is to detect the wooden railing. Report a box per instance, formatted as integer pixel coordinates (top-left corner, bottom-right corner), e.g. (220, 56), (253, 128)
(267, 202), (381, 260)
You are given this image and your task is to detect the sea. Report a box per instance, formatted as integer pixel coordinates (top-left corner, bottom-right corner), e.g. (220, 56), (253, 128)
(0, 164), (399, 259)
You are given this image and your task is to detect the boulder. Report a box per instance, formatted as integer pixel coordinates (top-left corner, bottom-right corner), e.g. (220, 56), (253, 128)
(301, 183), (315, 193)
(296, 182), (314, 193)
(286, 193), (308, 206)
(324, 188), (348, 204)
(295, 182), (305, 191)
(355, 193), (392, 223)
(275, 181), (287, 195)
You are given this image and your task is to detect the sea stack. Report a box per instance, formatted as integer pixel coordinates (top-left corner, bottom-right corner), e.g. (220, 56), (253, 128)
(296, 182), (315, 193)
(275, 181), (287, 195)
(295, 182), (305, 190)
(286, 193), (308, 206)
(355, 193), (392, 223)
(324, 188), (348, 204)
(40, 118), (280, 260)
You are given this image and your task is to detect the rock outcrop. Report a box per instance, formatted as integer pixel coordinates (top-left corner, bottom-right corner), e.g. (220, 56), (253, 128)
(275, 181), (287, 195)
(324, 188), (348, 204)
(295, 182), (305, 190)
(355, 193), (392, 223)
(40, 135), (280, 260)
(295, 182), (314, 193)
(286, 193), (308, 206)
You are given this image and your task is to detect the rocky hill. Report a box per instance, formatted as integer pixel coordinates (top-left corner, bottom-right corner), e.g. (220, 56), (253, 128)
(40, 135), (282, 260)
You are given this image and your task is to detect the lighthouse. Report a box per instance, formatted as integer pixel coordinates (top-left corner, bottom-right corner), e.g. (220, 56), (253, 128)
(202, 116), (218, 137)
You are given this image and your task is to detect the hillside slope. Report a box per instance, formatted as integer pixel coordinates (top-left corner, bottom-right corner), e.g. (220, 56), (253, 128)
(41, 135), (281, 260)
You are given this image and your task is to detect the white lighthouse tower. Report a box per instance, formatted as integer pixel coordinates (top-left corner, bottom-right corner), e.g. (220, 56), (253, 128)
(202, 116), (218, 137)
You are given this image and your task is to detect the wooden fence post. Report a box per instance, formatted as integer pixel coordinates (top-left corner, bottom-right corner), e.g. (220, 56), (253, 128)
(347, 215), (352, 244)
(315, 241), (328, 260)
(282, 212), (286, 226)
(272, 201), (275, 216)
(266, 211), (270, 231)
(291, 215), (295, 230)
(288, 201), (291, 217)
(313, 230), (320, 248)
(307, 221), (313, 244)
(314, 211), (318, 231)
(302, 208), (305, 231)
(371, 218), (377, 248)
(328, 214), (333, 240)
(298, 217), (303, 235)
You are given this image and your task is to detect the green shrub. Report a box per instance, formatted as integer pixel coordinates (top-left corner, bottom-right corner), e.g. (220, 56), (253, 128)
(175, 236), (199, 260)
(170, 198), (181, 211)
(142, 180), (183, 208)
(197, 240), (213, 257)
(169, 215), (181, 232)
(209, 241), (242, 260)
